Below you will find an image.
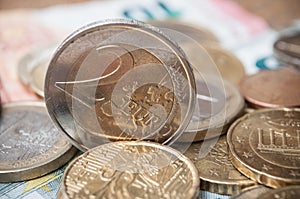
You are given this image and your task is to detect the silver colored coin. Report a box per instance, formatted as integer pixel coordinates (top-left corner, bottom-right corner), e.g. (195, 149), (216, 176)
(0, 101), (77, 182)
(18, 44), (56, 88)
(44, 19), (196, 151)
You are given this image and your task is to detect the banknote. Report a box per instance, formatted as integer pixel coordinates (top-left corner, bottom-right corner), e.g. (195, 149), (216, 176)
(0, 0), (280, 198)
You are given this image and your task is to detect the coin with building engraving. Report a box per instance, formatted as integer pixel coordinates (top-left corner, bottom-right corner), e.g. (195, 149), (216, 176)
(179, 78), (244, 142)
(0, 101), (77, 182)
(259, 185), (300, 199)
(183, 135), (255, 195)
(230, 185), (270, 199)
(227, 108), (300, 188)
(44, 19), (196, 151)
(61, 141), (199, 199)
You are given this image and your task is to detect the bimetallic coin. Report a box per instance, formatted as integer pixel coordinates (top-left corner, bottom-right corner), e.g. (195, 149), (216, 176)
(274, 30), (300, 67)
(61, 141), (199, 199)
(149, 20), (219, 44)
(0, 101), (77, 182)
(184, 135), (255, 195)
(45, 19), (196, 151)
(259, 185), (300, 199)
(227, 108), (300, 188)
(230, 185), (270, 199)
(180, 78), (244, 142)
(239, 67), (300, 108)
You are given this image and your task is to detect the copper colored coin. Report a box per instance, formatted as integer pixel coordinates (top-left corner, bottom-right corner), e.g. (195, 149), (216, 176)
(240, 67), (300, 108)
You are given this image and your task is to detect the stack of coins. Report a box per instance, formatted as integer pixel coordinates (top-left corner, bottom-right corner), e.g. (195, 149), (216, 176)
(2, 19), (299, 199)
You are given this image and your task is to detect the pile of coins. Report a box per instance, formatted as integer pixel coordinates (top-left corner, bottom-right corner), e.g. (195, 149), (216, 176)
(1, 19), (299, 199)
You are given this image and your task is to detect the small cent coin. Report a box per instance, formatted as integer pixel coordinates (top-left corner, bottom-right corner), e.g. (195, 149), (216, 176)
(230, 185), (270, 199)
(184, 135), (255, 195)
(227, 108), (300, 188)
(180, 78), (244, 142)
(0, 101), (77, 182)
(61, 141), (199, 199)
(45, 19), (196, 151)
(239, 67), (300, 108)
(259, 185), (300, 199)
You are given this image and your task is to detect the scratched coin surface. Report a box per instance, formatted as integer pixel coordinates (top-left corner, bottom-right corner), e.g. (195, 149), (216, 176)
(45, 19), (196, 151)
(274, 30), (300, 67)
(230, 185), (270, 199)
(227, 108), (300, 188)
(62, 141), (199, 199)
(183, 135), (255, 195)
(239, 67), (300, 108)
(259, 185), (300, 199)
(180, 78), (244, 142)
(0, 101), (77, 182)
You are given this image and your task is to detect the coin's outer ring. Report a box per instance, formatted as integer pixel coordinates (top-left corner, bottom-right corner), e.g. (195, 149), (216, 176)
(230, 185), (270, 199)
(44, 19), (196, 151)
(227, 108), (300, 188)
(0, 101), (77, 182)
(61, 141), (200, 199)
(181, 80), (245, 142)
(259, 185), (300, 199)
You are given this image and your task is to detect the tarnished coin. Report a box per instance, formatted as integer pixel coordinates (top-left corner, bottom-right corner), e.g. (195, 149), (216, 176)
(18, 44), (55, 89)
(183, 135), (255, 195)
(180, 78), (244, 142)
(0, 101), (77, 182)
(274, 30), (300, 67)
(230, 185), (270, 199)
(259, 185), (300, 199)
(239, 67), (300, 108)
(149, 20), (219, 43)
(45, 19), (196, 151)
(227, 108), (300, 188)
(61, 141), (199, 199)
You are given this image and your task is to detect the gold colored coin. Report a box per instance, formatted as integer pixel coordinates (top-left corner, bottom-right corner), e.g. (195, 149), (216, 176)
(29, 59), (48, 97)
(61, 141), (199, 199)
(202, 45), (245, 85)
(227, 108), (300, 188)
(183, 135), (255, 195)
(180, 78), (244, 142)
(230, 185), (270, 199)
(259, 185), (300, 199)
